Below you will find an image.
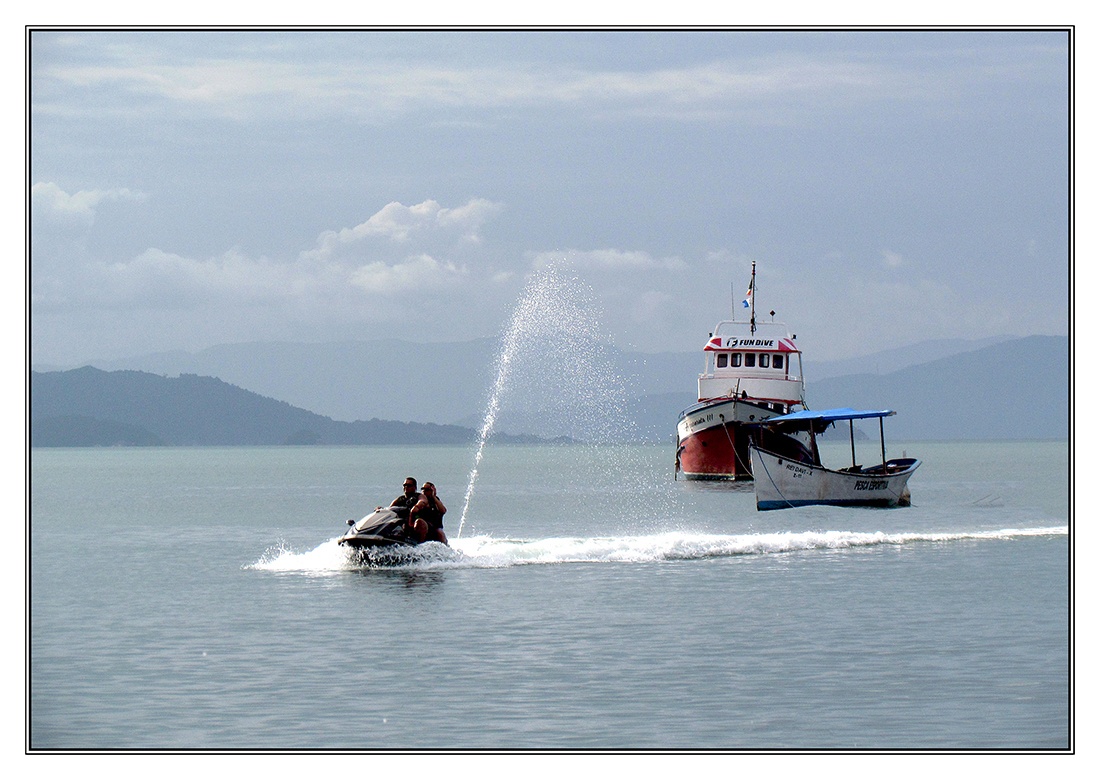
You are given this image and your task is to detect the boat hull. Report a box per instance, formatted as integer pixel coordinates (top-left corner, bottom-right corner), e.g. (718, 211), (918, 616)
(338, 534), (414, 550)
(676, 398), (767, 479)
(676, 398), (808, 480)
(750, 446), (920, 510)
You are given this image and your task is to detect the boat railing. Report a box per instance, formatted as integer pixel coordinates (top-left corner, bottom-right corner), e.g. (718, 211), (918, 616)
(678, 400), (717, 421)
(860, 458), (921, 475)
(677, 396), (792, 422)
(697, 371), (803, 382)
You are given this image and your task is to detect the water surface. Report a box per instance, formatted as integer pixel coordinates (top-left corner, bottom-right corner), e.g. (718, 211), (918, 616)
(29, 441), (1069, 749)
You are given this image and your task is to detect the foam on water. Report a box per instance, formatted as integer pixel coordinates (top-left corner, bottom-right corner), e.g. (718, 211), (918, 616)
(248, 525), (1067, 574)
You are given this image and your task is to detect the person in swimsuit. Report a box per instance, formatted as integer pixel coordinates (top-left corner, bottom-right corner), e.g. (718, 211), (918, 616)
(409, 481), (448, 545)
(389, 477), (421, 510)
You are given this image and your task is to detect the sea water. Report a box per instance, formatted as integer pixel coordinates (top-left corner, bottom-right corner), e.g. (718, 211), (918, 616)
(29, 440), (1069, 750)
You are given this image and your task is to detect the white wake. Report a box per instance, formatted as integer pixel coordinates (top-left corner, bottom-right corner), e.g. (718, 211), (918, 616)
(247, 525), (1068, 574)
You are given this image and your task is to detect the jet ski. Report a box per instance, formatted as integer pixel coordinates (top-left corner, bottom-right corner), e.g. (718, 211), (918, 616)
(338, 505), (418, 550)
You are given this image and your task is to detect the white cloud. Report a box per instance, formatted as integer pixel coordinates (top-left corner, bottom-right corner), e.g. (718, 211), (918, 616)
(521, 249), (703, 351)
(881, 249), (906, 269)
(91, 243), (468, 310)
(27, 33), (1068, 368)
(37, 41), (1036, 125)
(630, 289), (676, 324)
(756, 268), (1025, 362)
(34, 197), (489, 319)
(31, 181), (146, 225)
(531, 248), (688, 273)
(97, 247), (296, 308)
(303, 198), (502, 262)
(350, 253), (464, 295)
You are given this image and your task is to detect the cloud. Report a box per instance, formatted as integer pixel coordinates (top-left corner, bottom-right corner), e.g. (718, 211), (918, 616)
(303, 198), (503, 262)
(28, 33), (1069, 368)
(34, 197), (493, 320)
(531, 248), (688, 273)
(522, 248), (701, 350)
(630, 289), (676, 324)
(881, 249), (906, 269)
(92, 243), (468, 311)
(31, 181), (146, 225)
(350, 253), (464, 295)
(95, 247), (296, 309)
(36, 37), (1059, 125)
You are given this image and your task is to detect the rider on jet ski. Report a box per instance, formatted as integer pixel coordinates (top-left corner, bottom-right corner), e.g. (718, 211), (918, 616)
(341, 477), (449, 552)
(381, 477), (448, 545)
(390, 477), (421, 510)
(409, 481), (448, 545)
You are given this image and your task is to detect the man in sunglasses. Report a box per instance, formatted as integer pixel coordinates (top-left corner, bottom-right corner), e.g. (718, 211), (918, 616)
(390, 477), (421, 509)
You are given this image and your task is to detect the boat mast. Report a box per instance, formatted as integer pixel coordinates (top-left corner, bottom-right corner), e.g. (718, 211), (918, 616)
(749, 261), (756, 335)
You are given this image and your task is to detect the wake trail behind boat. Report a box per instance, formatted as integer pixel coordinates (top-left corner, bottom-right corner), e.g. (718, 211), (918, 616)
(248, 525), (1067, 574)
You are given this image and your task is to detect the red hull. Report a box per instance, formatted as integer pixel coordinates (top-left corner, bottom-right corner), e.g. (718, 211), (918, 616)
(676, 400), (815, 481)
(677, 421), (753, 480)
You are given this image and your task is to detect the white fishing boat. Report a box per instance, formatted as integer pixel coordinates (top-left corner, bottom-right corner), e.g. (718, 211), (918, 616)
(748, 408), (920, 511)
(675, 262), (810, 480)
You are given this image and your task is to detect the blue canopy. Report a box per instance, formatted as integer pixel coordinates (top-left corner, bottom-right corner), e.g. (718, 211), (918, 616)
(762, 407), (896, 424)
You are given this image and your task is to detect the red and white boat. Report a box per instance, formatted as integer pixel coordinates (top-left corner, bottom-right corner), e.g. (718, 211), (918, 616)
(675, 263), (811, 480)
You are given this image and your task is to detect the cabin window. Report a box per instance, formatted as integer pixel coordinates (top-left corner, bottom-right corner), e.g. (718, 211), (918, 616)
(773, 354), (784, 370)
(716, 353), (728, 368)
(759, 354), (770, 368)
(730, 353), (742, 367)
(744, 353), (756, 368)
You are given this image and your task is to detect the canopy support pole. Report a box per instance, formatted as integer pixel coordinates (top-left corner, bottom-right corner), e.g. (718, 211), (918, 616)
(879, 418), (887, 468)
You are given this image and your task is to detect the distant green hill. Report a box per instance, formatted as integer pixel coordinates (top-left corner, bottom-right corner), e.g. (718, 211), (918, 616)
(29, 367), (516, 447)
(31, 415), (166, 447)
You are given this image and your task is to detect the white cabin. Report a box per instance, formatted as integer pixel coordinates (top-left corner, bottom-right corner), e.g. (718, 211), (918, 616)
(697, 320), (805, 408)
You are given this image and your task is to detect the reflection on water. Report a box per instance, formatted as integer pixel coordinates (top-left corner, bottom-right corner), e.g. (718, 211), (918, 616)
(356, 567), (447, 591)
(677, 479), (756, 495)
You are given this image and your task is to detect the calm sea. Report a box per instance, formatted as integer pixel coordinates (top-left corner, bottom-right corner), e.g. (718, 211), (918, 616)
(29, 440), (1069, 750)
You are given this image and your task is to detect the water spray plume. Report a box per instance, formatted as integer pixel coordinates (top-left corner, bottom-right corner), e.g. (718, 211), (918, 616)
(457, 268), (552, 537)
(456, 262), (652, 538)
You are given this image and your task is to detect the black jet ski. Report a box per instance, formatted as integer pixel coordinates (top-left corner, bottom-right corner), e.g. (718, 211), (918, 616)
(338, 505), (417, 550)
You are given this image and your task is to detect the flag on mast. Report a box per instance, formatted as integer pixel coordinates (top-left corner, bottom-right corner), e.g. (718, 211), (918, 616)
(741, 277), (754, 308)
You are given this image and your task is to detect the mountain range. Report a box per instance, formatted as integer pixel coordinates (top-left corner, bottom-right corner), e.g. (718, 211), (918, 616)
(29, 368), (548, 447)
(30, 334), (1069, 446)
(34, 333), (1036, 423)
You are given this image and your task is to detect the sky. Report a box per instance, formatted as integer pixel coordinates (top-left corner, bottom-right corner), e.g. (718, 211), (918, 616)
(28, 28), (1071, 366)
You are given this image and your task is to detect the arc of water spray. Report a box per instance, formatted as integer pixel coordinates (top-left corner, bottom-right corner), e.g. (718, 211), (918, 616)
(456, 271), (548, 538)
(455, 349), (514, 538)
(455, 263), (659, 539)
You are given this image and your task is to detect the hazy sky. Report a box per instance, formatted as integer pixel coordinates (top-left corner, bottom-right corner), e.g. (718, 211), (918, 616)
(29, 29), (1070, 366)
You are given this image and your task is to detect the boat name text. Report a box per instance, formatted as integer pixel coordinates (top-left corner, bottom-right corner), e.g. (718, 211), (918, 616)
(783, 462), (811, 479)
(725, 338), (776, 348)
(854, 480), (888, 491)
(690, 413), (714, 429)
